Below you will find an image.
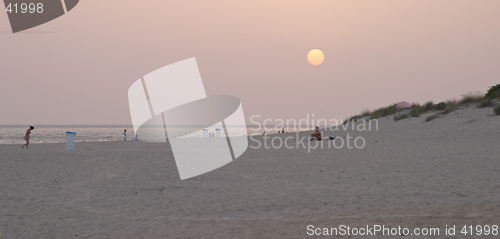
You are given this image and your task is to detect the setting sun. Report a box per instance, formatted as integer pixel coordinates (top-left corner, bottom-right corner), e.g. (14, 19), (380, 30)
(307, 49), (325, 66)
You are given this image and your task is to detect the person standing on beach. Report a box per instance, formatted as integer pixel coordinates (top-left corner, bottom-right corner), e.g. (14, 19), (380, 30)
(123, 129), (127, 141)
(21, 126), (34, 149)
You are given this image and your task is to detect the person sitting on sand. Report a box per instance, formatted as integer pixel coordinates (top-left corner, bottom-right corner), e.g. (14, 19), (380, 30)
(310, 127), (322, 141)
(22, 126), (34, 149)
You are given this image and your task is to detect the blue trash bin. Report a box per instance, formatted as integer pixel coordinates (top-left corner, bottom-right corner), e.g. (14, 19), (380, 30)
(66, 131), (77, 150)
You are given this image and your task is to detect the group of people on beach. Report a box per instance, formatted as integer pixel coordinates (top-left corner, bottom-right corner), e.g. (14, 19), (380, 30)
(262, 127), (323, 141)
(20, 126), (322, 149)
(20, 126), (138, 150)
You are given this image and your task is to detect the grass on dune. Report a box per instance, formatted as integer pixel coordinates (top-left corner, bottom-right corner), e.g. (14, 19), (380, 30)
(494, 105), (500, 116)
(344, 84), (500, 123)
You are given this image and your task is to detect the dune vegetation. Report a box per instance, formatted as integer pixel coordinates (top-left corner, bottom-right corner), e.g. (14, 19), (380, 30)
(344, 84), (500, 124)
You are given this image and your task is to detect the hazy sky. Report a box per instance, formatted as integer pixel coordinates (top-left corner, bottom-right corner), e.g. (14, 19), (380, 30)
(1, 0), (499, 125)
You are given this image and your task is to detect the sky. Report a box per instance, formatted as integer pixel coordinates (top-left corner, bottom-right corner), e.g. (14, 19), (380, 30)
(1, 0), (499, 126)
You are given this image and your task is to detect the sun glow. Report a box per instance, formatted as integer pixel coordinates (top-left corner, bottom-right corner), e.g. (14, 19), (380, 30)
(307, 49), (325, 66)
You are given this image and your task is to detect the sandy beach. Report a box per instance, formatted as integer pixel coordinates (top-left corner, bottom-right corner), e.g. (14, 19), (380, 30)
(0, 105), (499, 238)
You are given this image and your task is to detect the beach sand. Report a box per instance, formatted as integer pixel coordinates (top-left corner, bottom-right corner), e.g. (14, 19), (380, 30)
(0, 106), (499, 238)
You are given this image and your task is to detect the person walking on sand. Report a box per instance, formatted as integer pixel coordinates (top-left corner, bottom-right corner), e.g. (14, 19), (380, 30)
(310, 126), (322, 141)
(123, 129), (127, 141)
(22, 126), (34, 149)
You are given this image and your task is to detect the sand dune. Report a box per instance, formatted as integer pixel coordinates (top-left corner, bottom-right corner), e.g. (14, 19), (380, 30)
(0, 105), (499, 238)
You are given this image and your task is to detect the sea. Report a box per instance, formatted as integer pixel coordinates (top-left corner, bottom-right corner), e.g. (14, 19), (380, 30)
(0, 125), (310, 145)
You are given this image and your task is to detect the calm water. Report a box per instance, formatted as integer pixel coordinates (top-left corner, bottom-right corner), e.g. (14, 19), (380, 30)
(0, 125), (307, 145)
(0, 126), (132, 144)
